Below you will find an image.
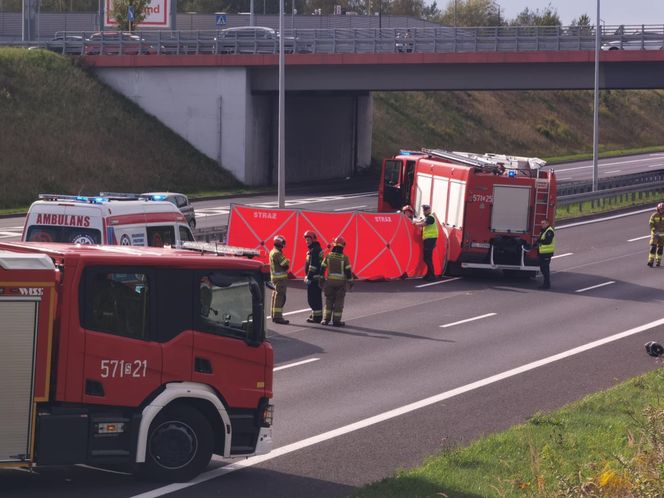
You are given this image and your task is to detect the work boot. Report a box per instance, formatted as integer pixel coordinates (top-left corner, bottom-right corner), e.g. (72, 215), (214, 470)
(306, 317), (322, 323)
(648, 261), (654, 267)
(658, 262), (661, 267)
(321, 320), (330, 326)
(272, 317), (289, 325)
(332, 321), (345, 327)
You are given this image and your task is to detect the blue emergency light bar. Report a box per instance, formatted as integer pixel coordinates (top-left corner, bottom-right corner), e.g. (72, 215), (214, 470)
(39, 194), (108, 204)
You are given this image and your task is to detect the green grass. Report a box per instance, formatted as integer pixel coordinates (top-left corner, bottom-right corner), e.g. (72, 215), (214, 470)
(353, 368), (664, 498)
(0, 48), (240, 209)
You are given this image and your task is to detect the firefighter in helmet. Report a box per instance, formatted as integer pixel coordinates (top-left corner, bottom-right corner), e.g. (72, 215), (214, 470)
(269, 235), (290, 324)
(415, 204), (439, 280)
(303, 230), (325, 323)
(320, 236), (354, 327)
(648, 202), (664, 267)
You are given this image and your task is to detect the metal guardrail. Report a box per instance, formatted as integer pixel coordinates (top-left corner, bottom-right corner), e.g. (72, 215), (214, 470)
(7, 23), (664, 56)
(556, 168), (664, 213)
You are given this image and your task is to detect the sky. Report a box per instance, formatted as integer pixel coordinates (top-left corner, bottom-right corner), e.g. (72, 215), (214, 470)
(486, 1), (664, 26)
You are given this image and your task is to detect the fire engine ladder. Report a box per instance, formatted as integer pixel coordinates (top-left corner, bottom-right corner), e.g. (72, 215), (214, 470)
(422, 148), (495, 169)
(531, 170), (552, 236)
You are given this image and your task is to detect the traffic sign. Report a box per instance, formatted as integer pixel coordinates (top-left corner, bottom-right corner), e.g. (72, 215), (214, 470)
(128, 5), (135, 22)
(215, 13), (227, 26)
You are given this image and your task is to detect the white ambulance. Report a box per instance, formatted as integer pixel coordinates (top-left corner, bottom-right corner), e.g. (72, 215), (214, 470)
(21, 194), (195, 247)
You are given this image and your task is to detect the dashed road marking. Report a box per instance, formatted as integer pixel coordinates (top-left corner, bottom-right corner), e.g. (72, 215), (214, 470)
(274, 358), (320, 372)
(440, 312), (496, 328)
(575, 281), (616, 293)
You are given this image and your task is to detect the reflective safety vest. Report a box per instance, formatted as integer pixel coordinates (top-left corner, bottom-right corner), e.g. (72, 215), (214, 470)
(422, 214), (439, 240)
(322, 252), (351, 281)
(538, 226), (556, 254)
(269, 248), (290, 280)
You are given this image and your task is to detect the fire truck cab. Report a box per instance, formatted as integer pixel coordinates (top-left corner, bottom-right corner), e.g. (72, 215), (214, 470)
(378, 149), (556, 275)
(0, 241), (273, 481)
(22, 194), (195, 247)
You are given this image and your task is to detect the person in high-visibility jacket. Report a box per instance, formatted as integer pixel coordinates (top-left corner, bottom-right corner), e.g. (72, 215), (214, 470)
(269, 235), (290, 324)
(303, 230), (325, 323)
(534, 219), (555, 289)
(648, 203), (664, 267)
(320, 236), (353, 327)
(415, 204), (439, 281)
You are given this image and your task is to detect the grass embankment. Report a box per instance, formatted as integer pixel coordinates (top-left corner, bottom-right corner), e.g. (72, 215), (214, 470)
(0, 48), (240, 210)
(355, 367), (664, 498)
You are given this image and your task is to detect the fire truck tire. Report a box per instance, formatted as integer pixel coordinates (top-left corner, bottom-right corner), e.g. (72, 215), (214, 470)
(142, 405), (214, 482)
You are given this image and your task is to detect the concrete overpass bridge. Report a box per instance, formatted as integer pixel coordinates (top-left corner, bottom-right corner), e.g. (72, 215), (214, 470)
(78, 27), (664, 186)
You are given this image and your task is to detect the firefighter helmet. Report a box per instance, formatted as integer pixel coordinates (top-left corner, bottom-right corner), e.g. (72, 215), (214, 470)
(402, 205), (414, 213)
(273, 235), (286, 247)
(303, 230), (317, 240)
(645, 341), (664, 357)
(658, 203), (664, 214)
(333, 236), (346, 247)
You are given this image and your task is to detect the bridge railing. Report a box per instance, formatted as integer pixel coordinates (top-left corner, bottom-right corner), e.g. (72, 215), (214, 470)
(7, 24), (664, 56)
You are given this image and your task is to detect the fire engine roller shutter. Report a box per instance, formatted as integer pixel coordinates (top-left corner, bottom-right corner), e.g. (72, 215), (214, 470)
(227, 205), (448, 280)
(0, 298), (39, 462)
(491, 185), (531, 233)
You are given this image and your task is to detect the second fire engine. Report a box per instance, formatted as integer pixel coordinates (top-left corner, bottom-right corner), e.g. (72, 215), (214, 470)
(378, 149), (557, 275)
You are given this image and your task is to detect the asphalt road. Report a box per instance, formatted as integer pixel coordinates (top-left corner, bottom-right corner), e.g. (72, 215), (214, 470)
(2, 159), (664, 497)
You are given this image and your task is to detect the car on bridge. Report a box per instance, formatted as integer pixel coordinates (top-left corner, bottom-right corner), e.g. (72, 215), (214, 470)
(215, 26), (309, 54)
(601, 32), (664, 50)
(84, 31), (158, 55)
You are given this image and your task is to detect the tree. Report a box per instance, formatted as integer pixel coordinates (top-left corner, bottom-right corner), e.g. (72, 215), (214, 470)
(437, 0), (502, 27)
(510, 4), (561, 26)
(569, 13), (593, 35)
(110, 0), (152, 30)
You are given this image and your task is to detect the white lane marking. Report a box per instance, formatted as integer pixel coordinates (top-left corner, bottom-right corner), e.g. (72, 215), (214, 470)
(440, 312), (496, 328)
(0, 232), (21, 238)
(334, 205), (366, 211)
(250, 193), (376, 209)
(75, 464), (132, 475)
(558, 207), (654, 229)
(648, 163), (664, 168)
(274, 358), (320, 372)
(603, 170), (621, 174)
(415, 277), (462, 288)
(130, 316), (664, 498)
(575, 281), (616, 293)
(266, 308), (311, 320)
(557, 177), (573, 180)
(555, 157), (664, 172)
(552, 252), (573, 259)
(628, 235), (650, 242)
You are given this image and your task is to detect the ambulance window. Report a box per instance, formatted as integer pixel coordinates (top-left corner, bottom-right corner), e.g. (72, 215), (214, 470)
(83, 270), (150, 340)
(147, 226), (175, 247)
(196, 272), (263, 342)
(179, 226), (194, 242)
(26, 226), (101, 244)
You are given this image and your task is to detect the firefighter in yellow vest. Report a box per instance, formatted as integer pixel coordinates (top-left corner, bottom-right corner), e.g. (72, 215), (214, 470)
(269, 235), (290, 324)
(320, 236), (353, 327)
(534, 219), (556, 289)
(415, 204), (439, 281)
(648, 203), (664, 267)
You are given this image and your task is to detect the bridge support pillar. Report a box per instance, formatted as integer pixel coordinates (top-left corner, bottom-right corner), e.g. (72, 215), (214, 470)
(94, 67), (372, 186)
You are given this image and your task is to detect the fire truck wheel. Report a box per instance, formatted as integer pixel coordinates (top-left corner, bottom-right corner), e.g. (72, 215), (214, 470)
(142, 405), (214, 482)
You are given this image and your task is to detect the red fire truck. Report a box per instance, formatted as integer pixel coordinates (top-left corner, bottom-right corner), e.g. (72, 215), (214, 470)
(378, 149), (557, 275)
(0, 241), (273, 481)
